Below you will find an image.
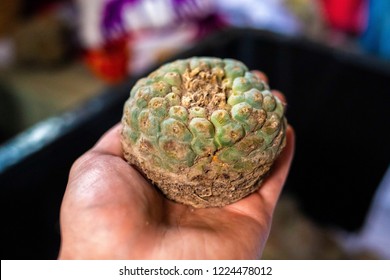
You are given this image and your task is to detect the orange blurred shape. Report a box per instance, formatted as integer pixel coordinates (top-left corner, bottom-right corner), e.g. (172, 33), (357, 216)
(85, 37), (130, 84)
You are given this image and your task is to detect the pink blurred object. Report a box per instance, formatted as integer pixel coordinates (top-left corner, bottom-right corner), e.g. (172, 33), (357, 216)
(320, 0), (367, 34)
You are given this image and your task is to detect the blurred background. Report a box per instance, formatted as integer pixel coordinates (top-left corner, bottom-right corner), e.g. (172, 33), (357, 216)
(0, 0), (389, 260)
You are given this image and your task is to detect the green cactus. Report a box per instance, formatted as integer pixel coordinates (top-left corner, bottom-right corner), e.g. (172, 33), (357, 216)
(122, 57), (287, 208)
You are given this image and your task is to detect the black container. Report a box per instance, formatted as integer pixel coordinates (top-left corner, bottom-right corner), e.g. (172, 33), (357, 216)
(1, 28), (389, 259)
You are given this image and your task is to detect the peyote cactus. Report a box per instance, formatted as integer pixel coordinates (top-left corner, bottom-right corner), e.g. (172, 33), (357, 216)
(121, 57), (287, 208)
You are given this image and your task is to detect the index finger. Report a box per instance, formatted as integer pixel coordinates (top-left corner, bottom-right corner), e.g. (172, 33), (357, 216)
(251, 70), (268, 84)
(91, 123), (123, 157)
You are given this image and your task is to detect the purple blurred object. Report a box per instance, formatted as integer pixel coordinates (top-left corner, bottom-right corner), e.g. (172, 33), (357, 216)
(172, 0), (214, 21)
(102, 0), (137, 39)
(102, 0), (216, 40)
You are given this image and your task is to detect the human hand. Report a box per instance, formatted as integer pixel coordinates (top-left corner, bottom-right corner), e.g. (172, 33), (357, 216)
(58, 75), (295, 260)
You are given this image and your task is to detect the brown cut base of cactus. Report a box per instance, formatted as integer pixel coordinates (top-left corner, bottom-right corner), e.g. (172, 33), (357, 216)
(121, 122), (286, 208)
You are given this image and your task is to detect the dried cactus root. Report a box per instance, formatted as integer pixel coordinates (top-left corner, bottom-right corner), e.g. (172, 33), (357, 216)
(121, 57), (287, 208)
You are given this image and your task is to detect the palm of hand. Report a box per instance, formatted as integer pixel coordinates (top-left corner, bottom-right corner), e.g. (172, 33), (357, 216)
(59, 124), (294, 259)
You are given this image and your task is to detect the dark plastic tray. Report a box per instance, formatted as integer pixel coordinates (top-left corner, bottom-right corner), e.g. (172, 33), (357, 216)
(1, 28), (390, 259)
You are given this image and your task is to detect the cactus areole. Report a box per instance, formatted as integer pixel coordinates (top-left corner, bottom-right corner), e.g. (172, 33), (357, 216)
(121, 57), (287, 207)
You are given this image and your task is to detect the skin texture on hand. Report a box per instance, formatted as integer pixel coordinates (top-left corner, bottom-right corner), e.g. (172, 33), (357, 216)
(58, 74), (295, 260)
